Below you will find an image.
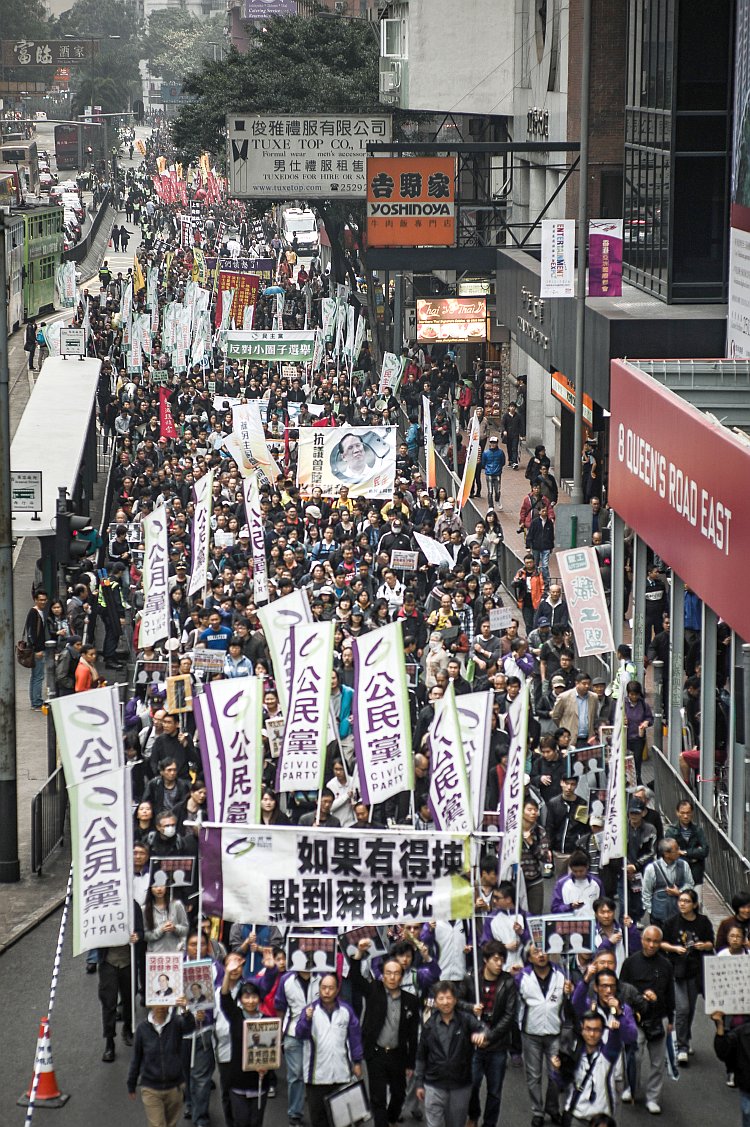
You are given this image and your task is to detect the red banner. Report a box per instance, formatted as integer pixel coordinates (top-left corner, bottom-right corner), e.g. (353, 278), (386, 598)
(214, 271), (261, 329)
(159, 387), (177, 441)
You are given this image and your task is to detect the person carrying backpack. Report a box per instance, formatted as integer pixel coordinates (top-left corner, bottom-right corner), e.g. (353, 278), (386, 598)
(55, 636), (83, 696)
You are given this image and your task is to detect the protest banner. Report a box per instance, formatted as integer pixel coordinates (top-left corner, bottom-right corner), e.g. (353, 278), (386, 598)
(140, 507), (170, 648)
(428, 685), (472, 834)
(458, 414), (481, 511)
(224, 330), (316, 362)
(390, 550), (419, 572)
(287, 933), (338, 973)
(488, 606), (514, 632)
(200, 826), (474, 926)
(297, 426), (397, 500)
(599, 675), (628, 866)
(214, 271), (260, 328)
(51, 685), (124, 788)
(257, 589), (312, 712)
(194, 677), (264, 824)
(423, 395), (436, 490)
(353, 623), (414, 807)
(704, 955), (750, 1014)
(165, 673), (193, 713)
(145, 952), (183, 1005)
(189, 471), (213, 597)
(499, 681), (530, 880)
(230, 402), (282, 483)
(379, 352), (403, 396)
(414, 530), (454, 569)
(68, 765), (133, 955)
(540, 915), (596, 955)
(277, 623), (334, 792)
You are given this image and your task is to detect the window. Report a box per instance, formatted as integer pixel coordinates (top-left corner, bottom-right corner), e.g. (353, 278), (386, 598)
(381, 18), (405, 59)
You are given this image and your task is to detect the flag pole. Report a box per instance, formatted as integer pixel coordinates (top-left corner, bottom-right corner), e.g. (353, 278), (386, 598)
(622, 857), (630, 956)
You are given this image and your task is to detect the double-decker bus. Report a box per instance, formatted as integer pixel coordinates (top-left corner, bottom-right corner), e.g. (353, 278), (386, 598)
(21, 203), (64, 318)
(0, 140), (40, 195)
(54, 123), (105, 171)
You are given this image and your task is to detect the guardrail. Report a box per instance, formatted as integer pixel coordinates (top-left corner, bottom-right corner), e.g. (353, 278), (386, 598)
(31, 765), (67, 875)
(64, 189), (113, 266)
(650, 747), (750, 905)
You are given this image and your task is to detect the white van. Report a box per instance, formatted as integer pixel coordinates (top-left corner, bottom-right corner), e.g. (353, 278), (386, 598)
(281, 207), (319, 253)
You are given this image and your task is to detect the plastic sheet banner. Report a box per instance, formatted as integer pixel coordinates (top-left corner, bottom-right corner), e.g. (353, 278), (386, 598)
(199, 826), (473, 925)
(296, 426), (397, 499)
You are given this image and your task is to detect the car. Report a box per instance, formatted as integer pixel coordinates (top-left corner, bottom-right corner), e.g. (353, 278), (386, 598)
(34, 111), (47, 121)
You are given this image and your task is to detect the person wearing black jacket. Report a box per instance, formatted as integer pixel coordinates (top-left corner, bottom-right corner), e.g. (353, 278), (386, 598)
(620, 927), (675, 1114)
(415, 981), (486, 1127)
(127, 1001), (194, 1123)
(546, 778), (590, 872)
(712, 1012), (750, 1119)
(148, 714), (198, 780)
(348, 942), (420, 1127)
(24, 589), (48, 711)
(463, 941), (518, 1127)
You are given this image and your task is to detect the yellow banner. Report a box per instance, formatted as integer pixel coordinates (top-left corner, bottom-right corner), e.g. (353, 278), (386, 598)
(133, 255), (146, 294)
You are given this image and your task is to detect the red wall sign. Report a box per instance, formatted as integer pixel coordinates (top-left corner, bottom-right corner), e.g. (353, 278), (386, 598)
(609, 359), (748, 638)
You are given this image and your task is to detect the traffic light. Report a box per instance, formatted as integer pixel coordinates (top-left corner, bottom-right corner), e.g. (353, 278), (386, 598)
(55, 496), (93, 567)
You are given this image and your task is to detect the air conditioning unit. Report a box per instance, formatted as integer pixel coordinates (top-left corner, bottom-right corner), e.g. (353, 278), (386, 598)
(380, 70), (397, 94)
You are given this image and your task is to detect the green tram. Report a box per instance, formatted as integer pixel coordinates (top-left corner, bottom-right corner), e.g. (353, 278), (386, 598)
(22, 203), (64, 319)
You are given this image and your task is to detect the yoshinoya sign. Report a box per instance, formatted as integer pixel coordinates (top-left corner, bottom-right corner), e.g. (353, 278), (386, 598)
(416, 297), (486, 343)
(366, 157), (456, 247)
(227, 114), (392, 199)
(609, 359), (745, 638)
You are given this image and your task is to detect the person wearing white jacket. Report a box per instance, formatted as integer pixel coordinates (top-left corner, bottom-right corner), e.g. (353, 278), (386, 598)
(295, 975), (363, 1127)
(517, 948), (570, 1127)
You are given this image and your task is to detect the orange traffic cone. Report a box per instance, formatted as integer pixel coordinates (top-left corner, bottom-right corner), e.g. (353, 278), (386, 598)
(17, 1016), (70, 1108)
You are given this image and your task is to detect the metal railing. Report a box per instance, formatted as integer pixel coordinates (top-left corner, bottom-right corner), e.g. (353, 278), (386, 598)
(650, 747), (750, 906)
(31, 766), (68, 875)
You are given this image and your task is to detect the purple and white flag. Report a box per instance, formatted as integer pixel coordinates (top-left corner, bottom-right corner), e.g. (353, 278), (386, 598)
(499, 681), (530, 879)
(194, 678), (264, 824)
(243, 474), (269, 606)
(277, 622), (334, 793)
(353, 623), (413, 807)
(188, 470), (213, 597)
(455, 690), (493, 828)
(141, 506), (170, 647)
(256, 589), (312, 712)
(429, 684), (473, 833)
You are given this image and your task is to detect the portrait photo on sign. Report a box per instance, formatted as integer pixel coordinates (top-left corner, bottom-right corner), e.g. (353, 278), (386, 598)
(183, 959), (214, 1013)
(242, 1017), (282, 1072)
(166, 673), (193, 713)
(338, 925), (387, 960)
(541, 915), (596, 956)
(564, 744), (605, 778)
(287, 932), (338, 973)
(296, 425), (397, 499)
(145, 952), (183, 1005)
(149, 857), (195, 889)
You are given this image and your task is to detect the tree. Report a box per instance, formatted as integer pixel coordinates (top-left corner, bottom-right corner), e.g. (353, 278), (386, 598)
(56, 0), (143, 112)
(143, 10), (226, 86)
(0, 0), (50, 41)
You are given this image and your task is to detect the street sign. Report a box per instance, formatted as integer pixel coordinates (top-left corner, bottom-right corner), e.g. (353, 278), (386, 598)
(60, 327), (86, 359)
(1, 40), (98, 66)
(11, 470), (42, 518)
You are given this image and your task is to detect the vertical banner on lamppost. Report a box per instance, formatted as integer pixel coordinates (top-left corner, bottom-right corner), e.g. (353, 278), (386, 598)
(455, 690), (493, 829)
(243, 474), (269, 606)
(423, 394), (436, 489)
(277, 622), (334, 792)
(588, 220), (623, 298)
(352, 623), (414, 806)
(600, 674), (628, 865)
(540, 219), (576, 298)
(557, 546), (615, 657)
(141, 506), (170, 648)
(256, 589), (312, 712)
(499, 681), (529, 879)
(189, 470), (214, 597)
(428, 684), (472, 834)
(458, 414), (481, 511)
(194, 677), (264, 824)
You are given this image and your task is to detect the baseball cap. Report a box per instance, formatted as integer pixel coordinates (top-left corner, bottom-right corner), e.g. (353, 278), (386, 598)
(551, 675), (566, 688)
(589, 813), (605, 827)
(628, 798), (646, 814)
(480, 548), (490, 557)
(489, 435), (499, 443)
(536, 617), (550, 627)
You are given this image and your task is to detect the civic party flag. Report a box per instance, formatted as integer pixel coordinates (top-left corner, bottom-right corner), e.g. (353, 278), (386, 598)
(277, 622), (334, 793)
(353, 623), (413, 807)
(499, 680), (530, 880)
(600, 668), (628, 865)
(458, 413), (481, 511)
(423, 394), (436, 490)
(194, 678), (264, 824)
(243, 474), (269, 606)
(140, 506), (170, 647)
(428, 683), (473, 833)
(257, 589), (312, 712)
(455, 690), (493, 829)
(159, 387), (177, 440)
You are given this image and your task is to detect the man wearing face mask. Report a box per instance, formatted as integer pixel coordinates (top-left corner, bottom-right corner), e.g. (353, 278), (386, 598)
(378, 514), (413, 558)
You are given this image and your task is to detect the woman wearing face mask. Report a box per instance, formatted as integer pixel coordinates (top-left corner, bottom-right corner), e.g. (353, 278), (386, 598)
(143, 878), (189, 953)
(221, 962), (274, 1127)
